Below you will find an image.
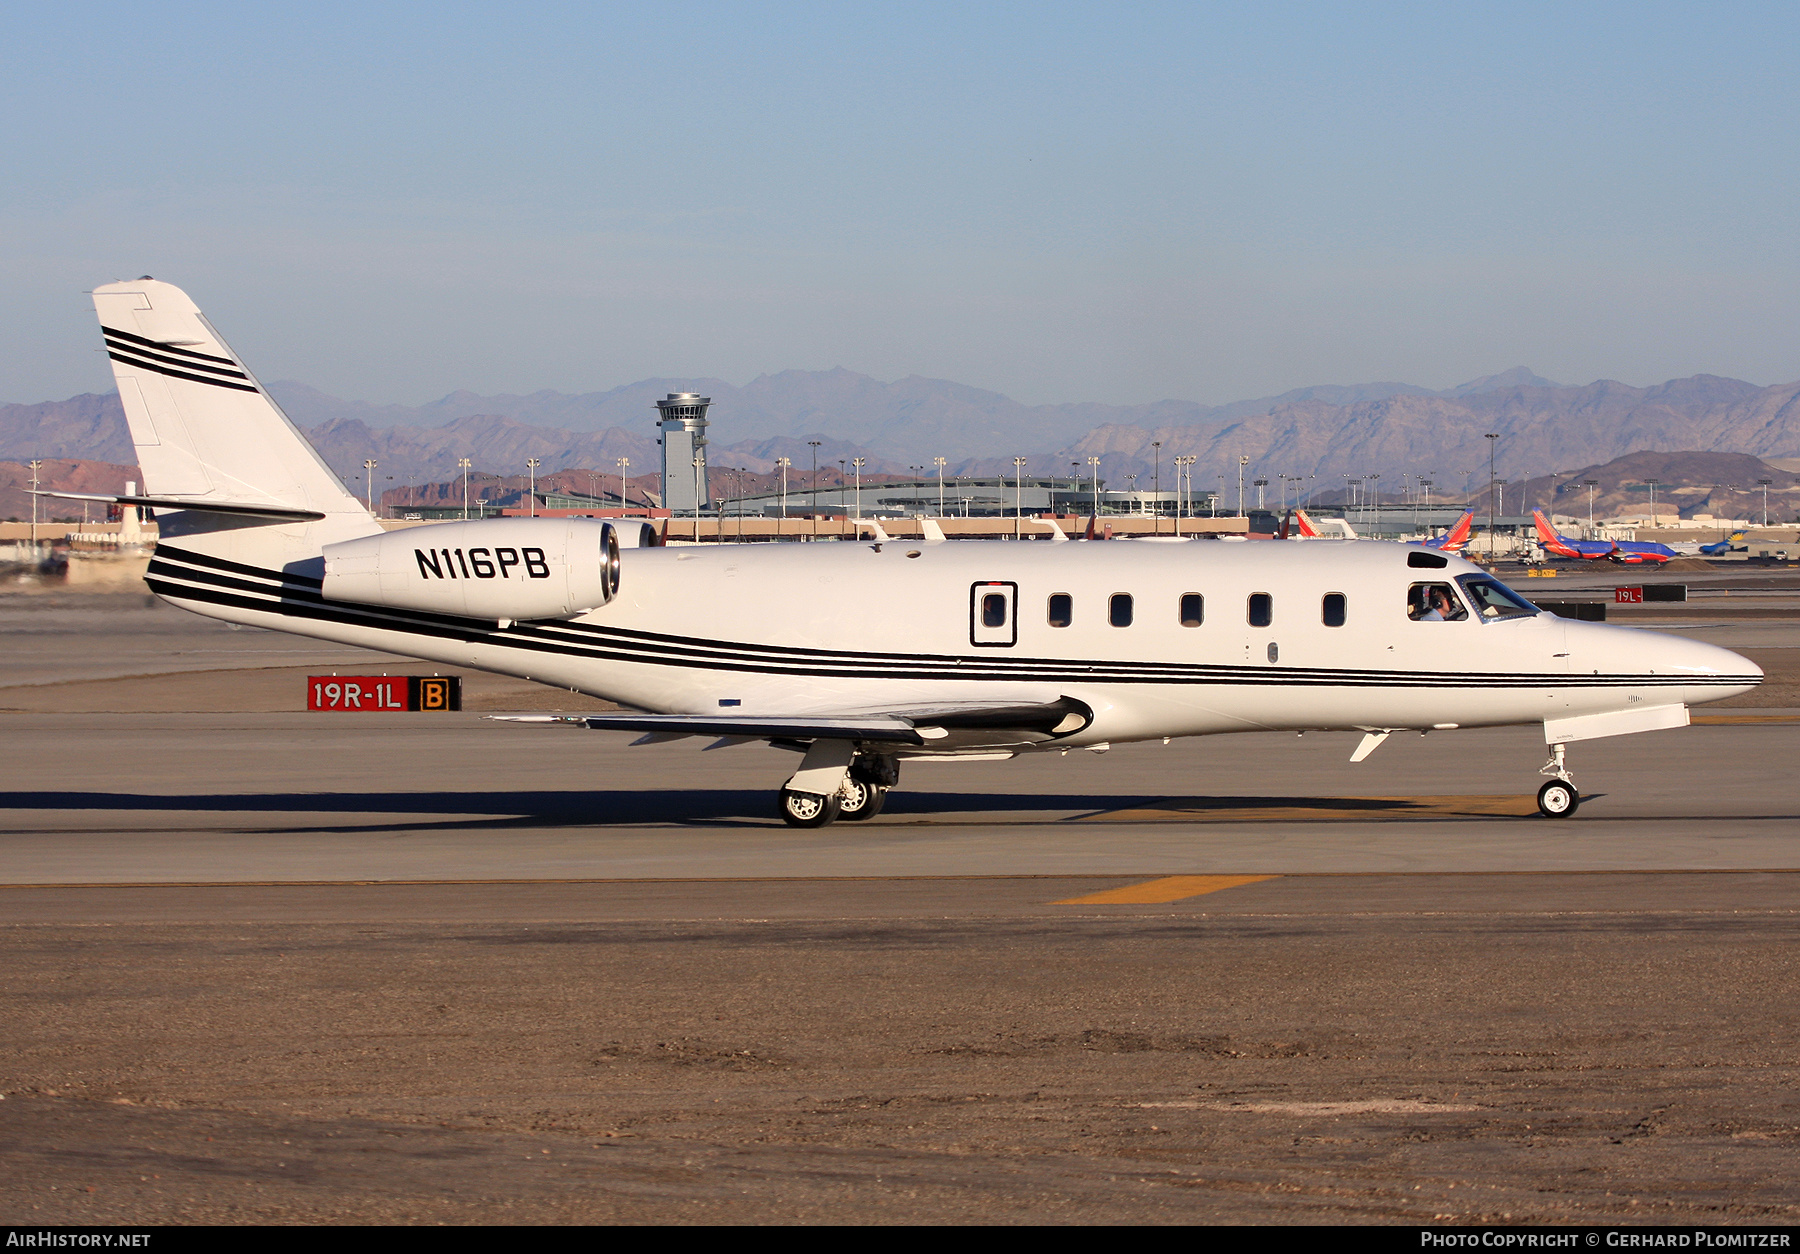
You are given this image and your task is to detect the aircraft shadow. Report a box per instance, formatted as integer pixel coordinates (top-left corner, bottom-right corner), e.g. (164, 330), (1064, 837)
(0, 788), (1159, 833)
(0, 789), (1612, 834)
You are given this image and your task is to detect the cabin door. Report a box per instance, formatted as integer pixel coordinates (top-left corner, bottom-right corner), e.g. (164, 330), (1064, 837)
(970, 581), (1018, 647)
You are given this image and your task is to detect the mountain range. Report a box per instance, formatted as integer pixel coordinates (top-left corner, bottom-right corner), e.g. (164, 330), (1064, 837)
(5, 367), (1800, 494)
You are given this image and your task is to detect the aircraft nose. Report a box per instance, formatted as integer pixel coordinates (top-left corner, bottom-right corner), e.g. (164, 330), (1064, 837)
(1652, 633), (1762, 704)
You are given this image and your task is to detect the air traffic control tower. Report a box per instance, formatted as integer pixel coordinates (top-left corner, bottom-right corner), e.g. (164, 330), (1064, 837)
(655, 393), (711, 516)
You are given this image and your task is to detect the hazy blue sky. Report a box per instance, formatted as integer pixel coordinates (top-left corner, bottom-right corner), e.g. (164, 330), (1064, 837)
(4, 2), (1797, 407)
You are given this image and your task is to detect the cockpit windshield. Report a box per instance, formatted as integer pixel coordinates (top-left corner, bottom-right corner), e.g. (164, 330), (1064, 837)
(1456, 575), (1540, 621)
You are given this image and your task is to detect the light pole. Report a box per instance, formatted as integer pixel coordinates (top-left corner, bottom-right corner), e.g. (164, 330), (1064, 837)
(1013, 456), (1028, 538)
(526, 458), (541, 517)
(852, 457), (865, 520)
(363, 458), (378, 516)
(1644, 478), (1660, 528)
(1253, 477), (1268, 513)
(28, 459), (42, 544)
(1366, 473), (1380, 537)
(693, 458), (706, 537)
(1759, 478), (1773, 527)
(776, 457), (791, 525)
(1583, 479), (1599, 533)
(1237, 455), (1250, 518)
(616, 457), (630, 509)
(808, 441), (822, 539)
(458, 457), (471, 519)
(1087, 456), (1101, 520)
(837, 460), (846, 516)
(934, 457), (947, 517)
(1485, 433), (1500, 561)
(1151, 441), (1163, 534)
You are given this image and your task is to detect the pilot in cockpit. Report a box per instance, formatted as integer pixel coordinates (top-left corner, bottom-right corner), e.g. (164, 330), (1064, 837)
(1408, 583), (1467, 622)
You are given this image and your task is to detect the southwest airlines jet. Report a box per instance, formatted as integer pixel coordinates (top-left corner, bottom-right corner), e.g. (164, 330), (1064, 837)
(1532, 510), (1676, 565)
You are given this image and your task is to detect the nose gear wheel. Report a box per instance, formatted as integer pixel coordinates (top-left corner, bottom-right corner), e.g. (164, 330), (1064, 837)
(1536, 743), (1579, 817)
(1537, 779), (1579, 817)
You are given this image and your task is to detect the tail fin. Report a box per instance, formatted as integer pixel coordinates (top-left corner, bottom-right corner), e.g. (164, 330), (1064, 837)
(1432, 509), (1473, 551)
(1532, 509), (1560, 545)
(1293, 508), (1321, 538)
(92, 279), (379, 572)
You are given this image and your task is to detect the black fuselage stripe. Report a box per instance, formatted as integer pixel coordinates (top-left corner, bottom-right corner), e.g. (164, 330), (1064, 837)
(99, 325), (238, 366)
(108, 351), (260, 393)
(145, 554), (1752, 690)
(153, 543), (324, 588)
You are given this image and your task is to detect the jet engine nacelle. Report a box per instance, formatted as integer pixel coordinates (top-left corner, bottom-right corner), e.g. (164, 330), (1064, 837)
(322, 518), (620, 621)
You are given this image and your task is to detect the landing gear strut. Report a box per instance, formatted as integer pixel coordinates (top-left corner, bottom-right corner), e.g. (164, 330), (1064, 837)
(1536, 742), (1579, 818)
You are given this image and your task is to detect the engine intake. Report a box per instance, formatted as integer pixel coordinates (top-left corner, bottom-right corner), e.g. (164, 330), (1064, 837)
(322, 518), (620, 621)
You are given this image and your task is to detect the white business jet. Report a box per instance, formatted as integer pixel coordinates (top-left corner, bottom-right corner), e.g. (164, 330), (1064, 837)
(50, 280), (1760, 825)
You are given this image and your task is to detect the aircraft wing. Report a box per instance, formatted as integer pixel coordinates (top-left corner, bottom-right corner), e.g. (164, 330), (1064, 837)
(494, 712), (932, 743)
(490, 696), (1094, 746)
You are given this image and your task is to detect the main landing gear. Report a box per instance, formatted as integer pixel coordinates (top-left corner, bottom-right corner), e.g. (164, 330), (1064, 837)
(778, 747), (898, 828)
(1536, 742), (1580, 818)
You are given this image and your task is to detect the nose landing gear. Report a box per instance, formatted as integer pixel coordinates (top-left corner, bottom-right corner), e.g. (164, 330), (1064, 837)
(1536, 742), (1580, 817)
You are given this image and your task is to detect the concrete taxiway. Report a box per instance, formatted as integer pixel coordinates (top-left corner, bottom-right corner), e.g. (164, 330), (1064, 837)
(1, 585), (1797, 1224)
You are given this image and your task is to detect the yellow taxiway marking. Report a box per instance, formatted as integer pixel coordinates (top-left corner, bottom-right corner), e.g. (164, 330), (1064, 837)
(1080, 795), (1538, 824)
(1054, 874), (1280, 905)
(1692, 714), (1800, 725)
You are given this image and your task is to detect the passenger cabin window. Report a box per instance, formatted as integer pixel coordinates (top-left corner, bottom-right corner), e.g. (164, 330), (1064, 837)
(1179, 593), (1203, 627)
(1322, 592), (1347, 627)
(1408, 582), (1468, 622)
(1047, 593), (1073, 627)
(1109, 593), (1134, 627)
(1247, 593), (1273, 628)
(969, 581), (1019, 647)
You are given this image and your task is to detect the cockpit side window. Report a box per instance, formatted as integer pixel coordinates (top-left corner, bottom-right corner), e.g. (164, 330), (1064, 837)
(1407, 582), (1468, 622)
(1456, 575), (1540, 621)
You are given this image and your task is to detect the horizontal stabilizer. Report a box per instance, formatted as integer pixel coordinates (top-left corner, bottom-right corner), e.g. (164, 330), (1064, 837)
(30, 489), (325, 523)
